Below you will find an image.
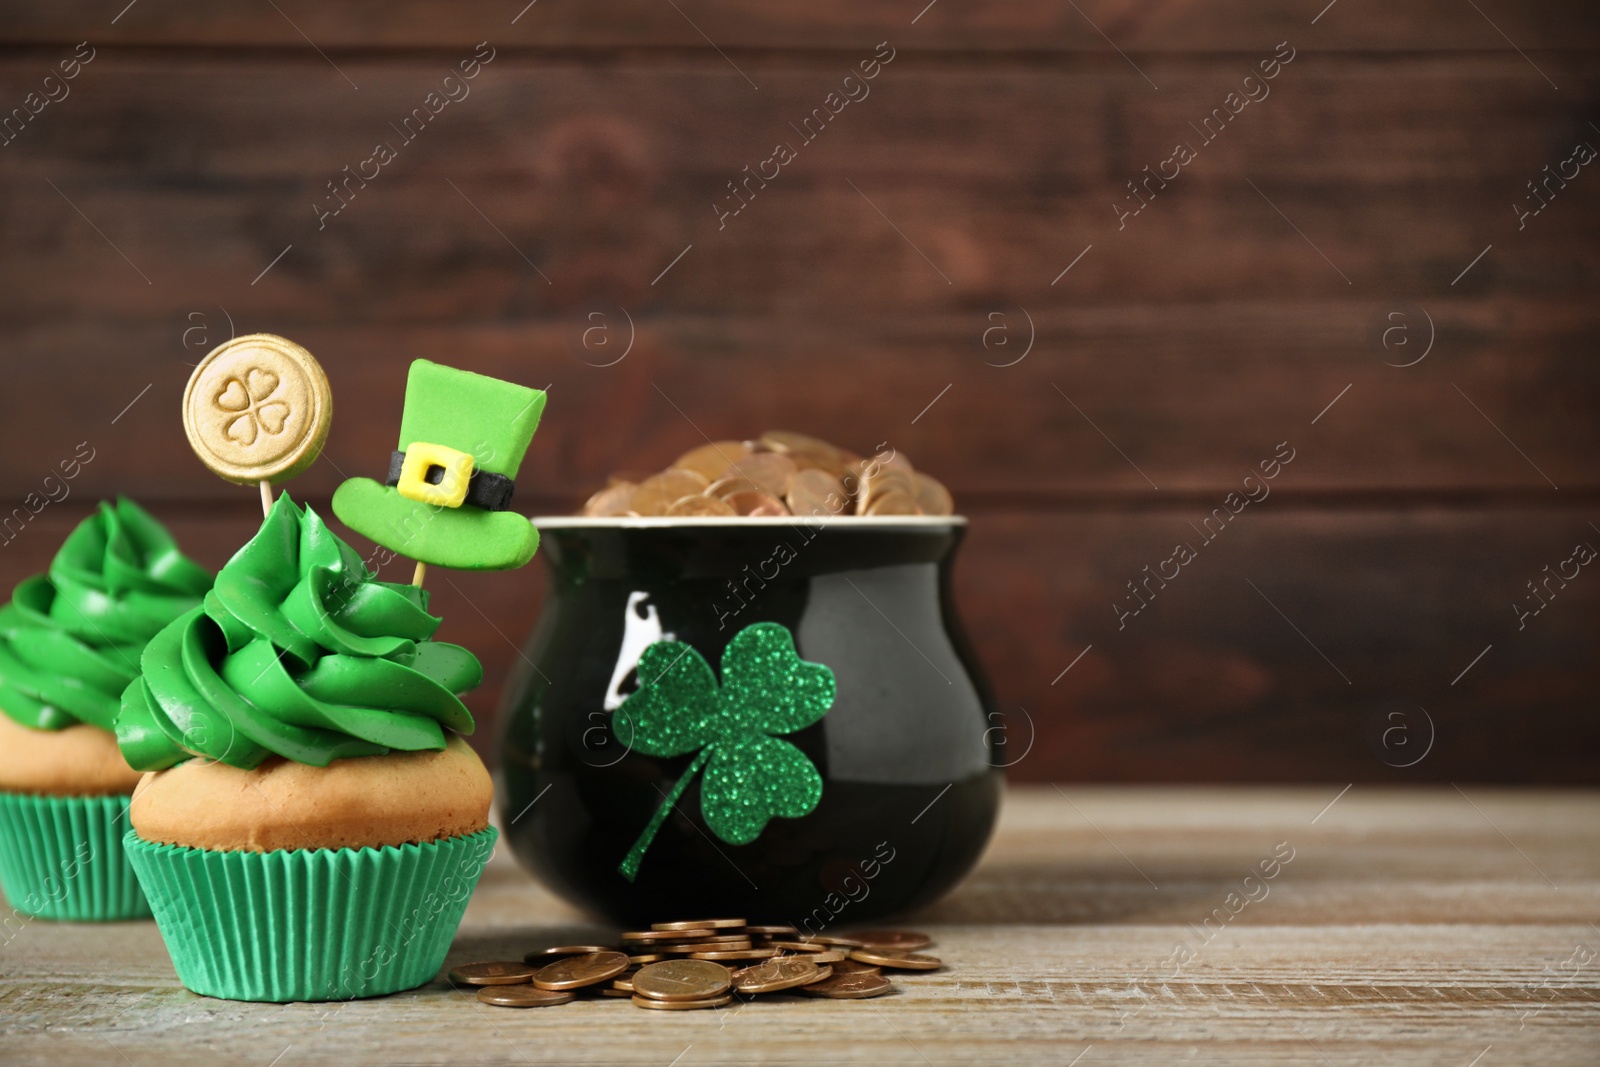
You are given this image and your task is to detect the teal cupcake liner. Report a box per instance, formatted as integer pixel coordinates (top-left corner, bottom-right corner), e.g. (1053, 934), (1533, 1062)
(0, 790), (150, 921)
(126, 826), (497, 1003)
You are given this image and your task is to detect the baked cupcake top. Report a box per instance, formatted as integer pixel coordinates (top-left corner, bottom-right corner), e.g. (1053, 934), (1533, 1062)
(117, 494), (482, 771)
(0, 498), (212, 733)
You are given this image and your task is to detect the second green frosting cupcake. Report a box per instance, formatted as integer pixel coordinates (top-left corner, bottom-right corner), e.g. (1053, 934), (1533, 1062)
(0, 498), (212, 733)
(117, 494), (483, 771)
(0, 498), (211, 922)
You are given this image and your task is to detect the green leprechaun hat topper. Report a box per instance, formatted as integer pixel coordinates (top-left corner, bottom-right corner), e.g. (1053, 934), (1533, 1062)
(332, 359), (546, 571)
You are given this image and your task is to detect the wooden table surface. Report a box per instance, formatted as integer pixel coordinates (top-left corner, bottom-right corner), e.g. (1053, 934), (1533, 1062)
(3, 785), (1597, 1065)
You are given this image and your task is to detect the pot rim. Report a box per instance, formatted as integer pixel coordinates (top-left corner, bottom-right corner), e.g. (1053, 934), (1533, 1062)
(532, 514), (967, 529)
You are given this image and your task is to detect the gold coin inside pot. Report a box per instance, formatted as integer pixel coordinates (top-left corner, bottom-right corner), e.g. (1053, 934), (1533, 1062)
(665, 494), (737, 517)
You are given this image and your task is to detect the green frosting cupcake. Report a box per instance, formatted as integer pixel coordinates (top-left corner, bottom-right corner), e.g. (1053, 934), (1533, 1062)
(0, 499), (210, 922)
(0, 498), (211, 733)
(117, 493), (482, 771)
(117, 495), (496, 1000)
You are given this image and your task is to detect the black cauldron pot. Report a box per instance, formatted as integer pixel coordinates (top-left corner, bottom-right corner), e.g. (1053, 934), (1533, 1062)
(497, 515), (1002, 927)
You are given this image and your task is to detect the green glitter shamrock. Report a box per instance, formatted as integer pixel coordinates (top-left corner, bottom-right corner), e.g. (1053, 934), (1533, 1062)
(614, 621), (836, 881)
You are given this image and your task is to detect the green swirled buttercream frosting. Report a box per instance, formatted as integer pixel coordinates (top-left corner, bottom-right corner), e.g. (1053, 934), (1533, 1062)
(116, 494), (482, 771)
(0, 498), (212, 733)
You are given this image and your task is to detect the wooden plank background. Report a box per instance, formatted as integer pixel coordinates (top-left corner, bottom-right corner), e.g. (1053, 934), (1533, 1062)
(0, 3), (1595, 782)
(5, 787), (1599, 1065)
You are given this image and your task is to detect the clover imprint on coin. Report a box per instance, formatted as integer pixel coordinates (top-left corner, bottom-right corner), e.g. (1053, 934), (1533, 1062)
(613, 621), (836, 881)
(215, 367), (291, 446)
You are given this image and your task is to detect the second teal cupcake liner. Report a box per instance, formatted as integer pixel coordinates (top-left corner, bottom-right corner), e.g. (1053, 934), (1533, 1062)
(0, 790), (149, 921)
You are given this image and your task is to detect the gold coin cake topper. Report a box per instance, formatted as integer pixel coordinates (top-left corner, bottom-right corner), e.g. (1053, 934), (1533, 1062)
(182, 333), (332, 512)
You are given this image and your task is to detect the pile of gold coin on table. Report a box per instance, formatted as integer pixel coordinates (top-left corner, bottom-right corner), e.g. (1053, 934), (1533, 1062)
(449, 919), (941, 1010)
(579, 432), (954, 519)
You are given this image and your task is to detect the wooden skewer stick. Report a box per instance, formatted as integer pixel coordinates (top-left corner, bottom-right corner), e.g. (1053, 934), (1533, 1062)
(412, 561), (427, 588)
(259, 479), (273, 517)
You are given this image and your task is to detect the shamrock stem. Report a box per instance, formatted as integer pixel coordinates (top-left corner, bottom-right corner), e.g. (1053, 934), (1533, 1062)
(619, 747), (713, 882)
